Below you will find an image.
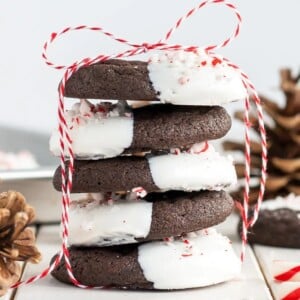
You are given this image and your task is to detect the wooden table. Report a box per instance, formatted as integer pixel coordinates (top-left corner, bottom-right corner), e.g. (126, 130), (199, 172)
(6, 214), (299, 300)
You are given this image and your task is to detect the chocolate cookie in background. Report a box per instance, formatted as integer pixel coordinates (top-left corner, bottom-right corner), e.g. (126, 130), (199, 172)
(239, 194), (300, 248)
(50, 99), (232, 159)
(53, 142), (237, 193)
(67, 190), (234, 247)
(64, 51), (247, 106)
(51, 228), (241, 290)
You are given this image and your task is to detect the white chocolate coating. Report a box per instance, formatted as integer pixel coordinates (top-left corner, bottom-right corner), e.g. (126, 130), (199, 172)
(138, 228), (241, 289)
(50, 100), (133, 159)
(148, 143), (237, 191)
(148, 51), (247, 105)
(68, 198), (152, 247)
(261, 193), (300, 211)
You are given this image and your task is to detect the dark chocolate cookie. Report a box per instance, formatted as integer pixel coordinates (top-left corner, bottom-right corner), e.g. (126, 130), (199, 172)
(240, 208), (300, 248)
(130, 105), (231, 151)
(53, 148), (236, 193)
(68, 190), (234, 246)
(51, 245), (152, 289)
(50, 103), (231, 159)
(63, 53), (246, 105)
(51, 223), (240, 289)
(65, 59), (156, 100)
(147, 190), (233, 240)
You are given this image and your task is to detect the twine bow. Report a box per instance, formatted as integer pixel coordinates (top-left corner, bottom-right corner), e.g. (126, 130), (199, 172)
(11, 0), (268, 292)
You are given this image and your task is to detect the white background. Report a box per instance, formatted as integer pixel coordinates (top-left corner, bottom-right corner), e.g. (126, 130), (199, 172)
(0, 0), (299, 134)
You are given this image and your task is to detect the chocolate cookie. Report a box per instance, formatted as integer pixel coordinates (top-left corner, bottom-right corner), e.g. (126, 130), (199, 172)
(68, 190), (234, 247)
(63, 51), (247, 105)
(53, 143), (237, 193)
(130, 104), (231, 152)
(65, 59), (156, 100)
(239, 194), (300, 248)
(51, 228), (241, 290)
(50, 101), (232, 159)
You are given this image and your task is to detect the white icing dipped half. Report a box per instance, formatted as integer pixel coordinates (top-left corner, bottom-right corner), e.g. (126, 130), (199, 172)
(68, 196), (152, 247)
(138, 228), (241, 289)
(260, 193), (300, 211)
(50, 99), (133, 159)
(148, 50), (247, 105)
(148, 143), (237, 191)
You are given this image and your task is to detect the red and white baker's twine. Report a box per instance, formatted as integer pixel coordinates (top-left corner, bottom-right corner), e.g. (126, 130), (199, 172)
(274, 265), (300, 300)
(11, 0), (271, 294)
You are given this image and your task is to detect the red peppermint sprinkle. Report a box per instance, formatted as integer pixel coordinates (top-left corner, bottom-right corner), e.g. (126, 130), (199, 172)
(163, 237), (174, 243)
(170, 147), (181, 155)
(187, 141), (209, 154)
(178, 76), (188, 85)
(174, 148), (181, 155)
(211, 57), (222, 66)
(201, 141), (209, 153)
(132, 186), (147, 198)
(182, 253), (193, 257)
(97, 106), (106, 113)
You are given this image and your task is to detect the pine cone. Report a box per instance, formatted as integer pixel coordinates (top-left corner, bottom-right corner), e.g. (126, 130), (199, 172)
(0, 191), (41, 295)
(223, 68), (300, 203)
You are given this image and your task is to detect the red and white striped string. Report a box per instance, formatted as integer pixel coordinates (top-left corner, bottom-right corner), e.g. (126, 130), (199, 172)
(282, 289), (300, 300)
(274, 266), (300, 299)
(11, 0), (271, 294)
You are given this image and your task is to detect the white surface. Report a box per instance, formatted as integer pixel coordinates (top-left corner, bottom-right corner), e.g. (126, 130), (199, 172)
(148, 144), (237, 191)
(148, 51), (246, 105)
(254, 244), (300, 300)
(68, 199), (152, 246)
(1, 0), (298, 133)
(138, 228), (241, 289)
(14, 214), (272, 300)
(50, 100), (133, 159)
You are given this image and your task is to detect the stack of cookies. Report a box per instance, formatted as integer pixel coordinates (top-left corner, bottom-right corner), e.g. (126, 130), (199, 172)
(50, 50), (247, 290)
